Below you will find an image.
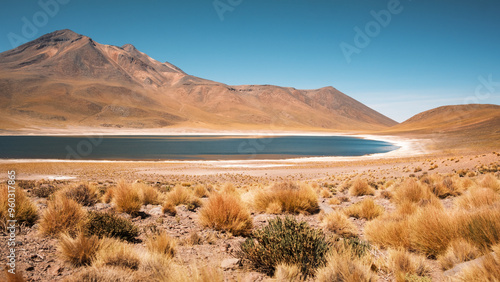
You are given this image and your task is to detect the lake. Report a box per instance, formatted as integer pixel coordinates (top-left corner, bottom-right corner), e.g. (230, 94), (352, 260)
(0, 135), (399, 160)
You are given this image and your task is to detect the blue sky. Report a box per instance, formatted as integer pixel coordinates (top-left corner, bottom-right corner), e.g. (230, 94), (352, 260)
(1, 0), (499, 122)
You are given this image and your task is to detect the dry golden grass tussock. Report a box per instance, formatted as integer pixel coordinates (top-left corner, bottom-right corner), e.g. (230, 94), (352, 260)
(456, 243), (500, 282)
(365, 214), (411, 249)
(59, 233), (101, 266)
(388, 248), (431, 282)
(478, 173), (500, 191)
(193, 184), (209, 198)
(349, 178), (375, 196)
(274, 264), (303, 281)
(322, 211), (358, 238)
(328, 197), (341, 205)
(145, 230), (176, 258)
(165, 185), (201, 208)
(438, 238), (480, 270)
(101, 187), (114, 204)
(0, 184), (38, 229)
(393, 178), (435, 204)
(315, 247), (377, 282)
(93, 238), (141, 270)
(253, 181), (319, 214)
(455, 187), (500, 210)
(133, 183), (160, 205)
(456, 207), (500, 249)
(344, 198), (384, 220)
(39, 194), (86, 236)
(199, 192), (252, 236)
(165, 263), (224, 282)
(408, 206), (457, 257)
(113, 181), (142, 215)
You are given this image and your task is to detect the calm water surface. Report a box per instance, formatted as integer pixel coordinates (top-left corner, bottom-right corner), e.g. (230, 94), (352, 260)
(0, 135), (399, 160)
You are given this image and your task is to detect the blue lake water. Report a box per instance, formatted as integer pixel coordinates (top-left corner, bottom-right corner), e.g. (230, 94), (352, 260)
(0, 135), (399, 160)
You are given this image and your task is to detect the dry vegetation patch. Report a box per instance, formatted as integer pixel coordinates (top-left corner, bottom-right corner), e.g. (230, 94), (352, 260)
(199, 192), (253, 236)
(344, 198), (384, 220)
(39, 194), (86, 236)
(253, 181), (319, 214)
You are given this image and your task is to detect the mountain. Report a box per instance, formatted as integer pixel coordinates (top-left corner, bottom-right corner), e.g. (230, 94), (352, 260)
(382, 104), (500, 149)
(0, 29), (397, 132)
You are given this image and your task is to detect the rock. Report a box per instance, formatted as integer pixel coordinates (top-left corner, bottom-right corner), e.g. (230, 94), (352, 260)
(149, 206), (162, 216)
(26, 266), (35, 271)
(443, 254), (487, 277)
(221, 258), (241, 270)
(94, 203), (111, 210)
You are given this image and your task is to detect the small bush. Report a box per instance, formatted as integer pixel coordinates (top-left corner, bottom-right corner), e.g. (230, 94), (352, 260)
(344, 198), (384, 220)
(162, 202), (177, 216)
(199, 193), (252, 236)
(322, 211), (358, 238)
(62, 183), (99, 206)
(83, 211), (139, 242)
(39, 194), (86, 236)
(93, 238), (141, 270)
(146, 231), (176, 258)
(0, 184), (38, 230)
(58, 233), (101, 266)
(32, 184), (58, 198)
(349, 178), (375, 196)
(438, 239), (480, 270)
(113, 181), (142, 215)
(238, 216), (329, 276)
(193, 184), (208, 198)
(254, 182), (319, 214)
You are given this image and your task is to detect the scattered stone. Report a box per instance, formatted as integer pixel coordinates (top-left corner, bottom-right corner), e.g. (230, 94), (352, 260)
(221, 258), (241, 270)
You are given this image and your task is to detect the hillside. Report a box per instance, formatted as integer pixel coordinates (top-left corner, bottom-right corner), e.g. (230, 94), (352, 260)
(0, 29), (397, 132)
(382, 104), (500, 150)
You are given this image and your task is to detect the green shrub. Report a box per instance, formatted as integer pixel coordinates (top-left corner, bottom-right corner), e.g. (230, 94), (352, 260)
(63, 183), (99, 206)
(238, 216), (329, 276)
(83, 211), (139, 242)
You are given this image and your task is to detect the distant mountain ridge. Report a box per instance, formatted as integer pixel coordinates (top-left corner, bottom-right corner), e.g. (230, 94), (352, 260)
(1, 29), (399, 131)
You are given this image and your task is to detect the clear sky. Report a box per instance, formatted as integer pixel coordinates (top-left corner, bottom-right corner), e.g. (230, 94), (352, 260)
(1, 0), (499, 122)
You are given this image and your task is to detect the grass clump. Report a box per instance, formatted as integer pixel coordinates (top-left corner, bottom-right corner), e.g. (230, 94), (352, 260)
(62, 183), (99, 206)
(393, 179), (435, 204)
(83, 211), (139, 242)
(238, 216), (329, 277)
(93, 238), (141, 270)
(316, 242), (377, 282)
(408, 206), (456, 257)
(478, 173), (500, 191)
(254, 181), (319, 214)
(113, 181), (142, 215)
(349, 178), (375, 196)
(0, 184), (38, 230)
(146, 230), (176, 258)
(39, 194), (86, 236)
(135, 183), (161, 205)
(365, 214), (411, 249)
(457, 208), (500, 249)
(59, 233), (101, 266)
(388, 248), (431, 282)
(199, 193), (252, 236)
(164, 185), (202, 211)
(344, 198), (384, 220)
(455, 187), (500, 210)
(67, 266), (136, 282)
(321, 211), (358, 238)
